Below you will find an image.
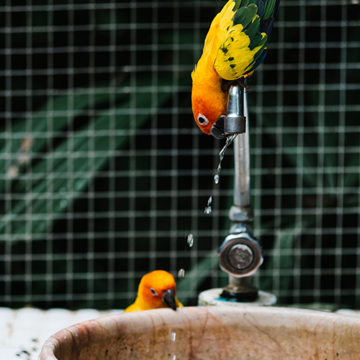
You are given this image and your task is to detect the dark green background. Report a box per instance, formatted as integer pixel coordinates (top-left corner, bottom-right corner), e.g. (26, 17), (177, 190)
(0, 0), (359, 310)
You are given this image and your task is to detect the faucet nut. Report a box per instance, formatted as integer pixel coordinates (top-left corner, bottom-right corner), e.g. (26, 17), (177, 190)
(218, 234), (262, 277)
(228, 244), (254, 270)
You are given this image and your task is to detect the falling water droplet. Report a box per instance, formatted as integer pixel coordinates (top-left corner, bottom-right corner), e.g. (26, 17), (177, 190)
(204, 196), (212, 214)
(169, 330), (177, 341)
(204, 206), (212, 214)
(214, 134), (237, 184)
(178, 269), (185, 278)
(187, 234), (194, 247)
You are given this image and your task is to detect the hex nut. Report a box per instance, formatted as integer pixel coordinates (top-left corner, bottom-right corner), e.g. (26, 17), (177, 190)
(219, 236), (262, 277)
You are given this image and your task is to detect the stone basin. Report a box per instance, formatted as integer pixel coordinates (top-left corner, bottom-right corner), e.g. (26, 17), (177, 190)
(39, 306), (360, 360)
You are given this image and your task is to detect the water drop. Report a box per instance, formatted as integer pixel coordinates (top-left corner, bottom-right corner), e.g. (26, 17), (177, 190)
(178, 269), (185, 278)
(204, 206), (212, 214)
(169, 330), (176, 341)
(214, 134), (237, 185)
(204, 196), (212, 214)
(187, 234), (194, 247)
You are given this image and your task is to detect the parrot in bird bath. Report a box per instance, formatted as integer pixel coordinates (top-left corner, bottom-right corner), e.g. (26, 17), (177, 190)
(124, 270), (183, 312)
(191, 0), (280, 139)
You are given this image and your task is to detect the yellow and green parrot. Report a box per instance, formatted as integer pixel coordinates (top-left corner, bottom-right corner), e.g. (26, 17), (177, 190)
(191, 0), (280, 139)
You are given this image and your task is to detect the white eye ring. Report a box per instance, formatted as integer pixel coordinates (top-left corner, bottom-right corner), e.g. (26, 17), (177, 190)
(197, 114), (209, 126)
(150, 288), (158, 296)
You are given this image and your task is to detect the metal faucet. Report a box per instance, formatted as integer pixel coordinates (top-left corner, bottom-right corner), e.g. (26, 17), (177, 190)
(223, 85), (246, 134)
(218, 84), (263, 302)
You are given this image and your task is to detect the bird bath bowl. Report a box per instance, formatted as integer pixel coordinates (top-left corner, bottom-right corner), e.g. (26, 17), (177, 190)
(39, 306), (360, 360)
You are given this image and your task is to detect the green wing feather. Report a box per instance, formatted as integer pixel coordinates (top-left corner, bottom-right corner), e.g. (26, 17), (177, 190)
(233, 4), (258, 27)
(232, 0), (242, 12)
(249, 32), (265, 50)
(245, 15), (261, 40)
(214, 0), (280, 79)
(263, 0), (277, 19)
(214, 0), (266, 80)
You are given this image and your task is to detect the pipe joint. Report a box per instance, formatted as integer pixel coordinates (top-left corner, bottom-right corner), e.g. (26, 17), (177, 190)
(229, 204), (254, 223)
(218, 227), (262, 278)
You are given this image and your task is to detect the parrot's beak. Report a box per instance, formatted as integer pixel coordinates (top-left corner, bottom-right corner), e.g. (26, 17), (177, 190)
(210, 116), (227, 140)
(162, 289), (177, 311)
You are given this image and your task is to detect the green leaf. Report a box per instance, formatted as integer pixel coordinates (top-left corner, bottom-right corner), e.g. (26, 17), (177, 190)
(0, 88), (173, 239)
(0, 84), (121, 195)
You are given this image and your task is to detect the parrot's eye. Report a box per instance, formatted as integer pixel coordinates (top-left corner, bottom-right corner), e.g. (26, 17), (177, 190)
(150, 288), (158, 296)
(197, 114), (209, 126)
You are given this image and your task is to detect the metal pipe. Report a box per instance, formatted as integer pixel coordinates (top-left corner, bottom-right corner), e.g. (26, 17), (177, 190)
(229, 86), (254, 223)
(233, 88), (251, 209)
(218, 82), (262, 300)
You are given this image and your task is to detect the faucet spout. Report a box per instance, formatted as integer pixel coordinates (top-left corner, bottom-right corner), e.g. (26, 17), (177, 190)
(224, 85), (246, 135)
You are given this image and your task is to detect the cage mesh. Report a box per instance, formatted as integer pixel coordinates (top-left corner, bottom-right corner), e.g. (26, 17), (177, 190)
(0, 0), (359, 310)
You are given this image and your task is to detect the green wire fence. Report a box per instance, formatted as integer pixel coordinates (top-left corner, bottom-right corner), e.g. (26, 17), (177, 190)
(0, 0), (359, 310)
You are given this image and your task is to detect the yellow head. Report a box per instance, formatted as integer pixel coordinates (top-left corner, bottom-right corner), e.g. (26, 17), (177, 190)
(137, 270), (182, 310)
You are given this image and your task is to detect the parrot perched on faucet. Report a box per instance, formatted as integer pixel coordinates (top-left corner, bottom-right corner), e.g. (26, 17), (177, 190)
(191, 0), (280, 139)
(124, 270), (183, 312)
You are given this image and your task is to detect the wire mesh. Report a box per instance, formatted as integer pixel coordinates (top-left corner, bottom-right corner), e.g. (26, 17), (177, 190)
(0, 0), (359, 310)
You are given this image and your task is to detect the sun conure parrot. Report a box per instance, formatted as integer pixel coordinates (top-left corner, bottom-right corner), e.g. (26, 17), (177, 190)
(124, 270), (183, 312)
(191, 0), (280, 139)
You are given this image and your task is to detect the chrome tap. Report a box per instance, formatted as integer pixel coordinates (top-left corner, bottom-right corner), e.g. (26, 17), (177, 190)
(223, 86), (246, 135)
(218, 83), (263, 301)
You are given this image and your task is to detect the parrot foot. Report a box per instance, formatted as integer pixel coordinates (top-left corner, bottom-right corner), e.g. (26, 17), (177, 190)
(221, 77), (251, 93)
(221, 79), (235, 92)
(237, 77), (251, 93)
